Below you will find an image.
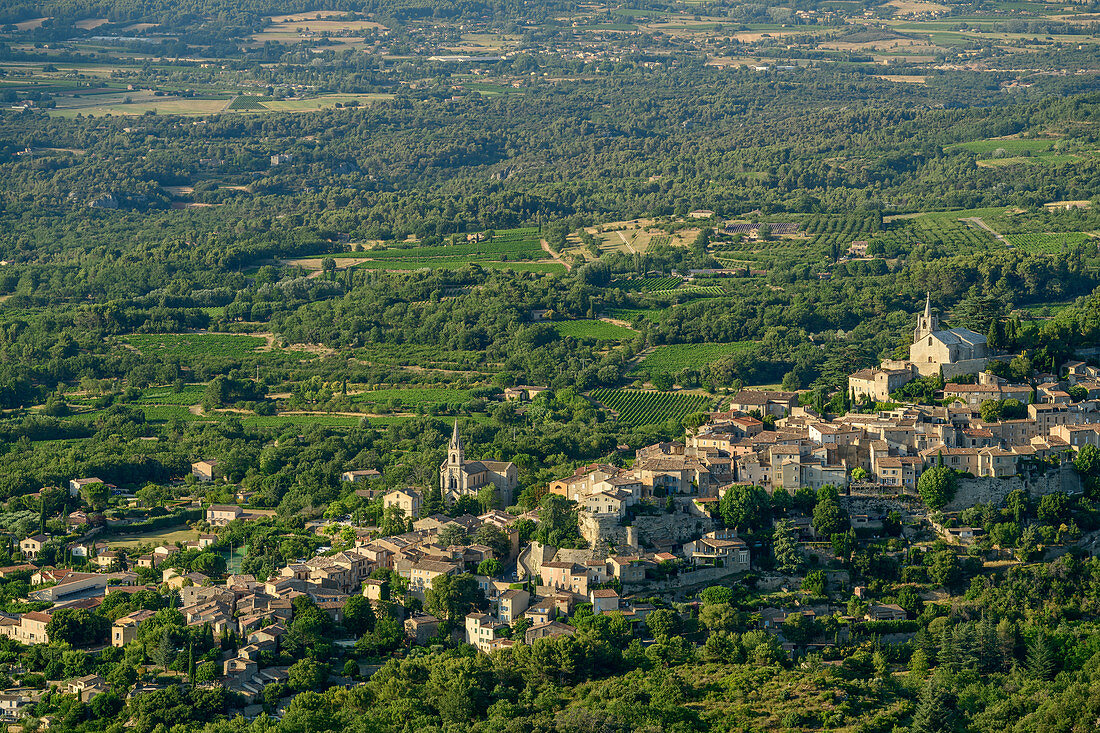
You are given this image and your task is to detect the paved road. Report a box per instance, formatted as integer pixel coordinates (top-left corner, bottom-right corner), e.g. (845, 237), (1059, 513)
(961, 216), (1009, 245)
(617, 229), (638, 254)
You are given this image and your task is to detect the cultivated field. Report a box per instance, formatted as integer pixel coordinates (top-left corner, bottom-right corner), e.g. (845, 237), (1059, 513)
(292, 228), (567, 273)
(351, 387), (474, 410)
(611, 276), (684, 292)
(1006, 232), (1090, 254)
(134, 385), (207, 405)
(554, 320), (639, 340)
(354, 259), (565, 273)
(107, 526), (199, 549)
(125, 334), (270, 358)
(589, 388), (714, 426)
(633, 342), (755, 376)
(47, 90), (230, 117)
(260, 94), (393, 112)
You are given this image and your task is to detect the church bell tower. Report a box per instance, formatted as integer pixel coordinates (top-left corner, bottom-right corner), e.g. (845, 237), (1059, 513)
(448, 420), (463, 468)
(914, 293), (939, 342)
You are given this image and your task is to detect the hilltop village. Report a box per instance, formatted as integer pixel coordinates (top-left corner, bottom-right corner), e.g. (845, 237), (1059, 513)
(0, 302), (1097, 723)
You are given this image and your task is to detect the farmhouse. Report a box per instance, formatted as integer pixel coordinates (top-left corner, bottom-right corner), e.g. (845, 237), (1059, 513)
(69, 477), (105, 498)
(20, 535), (49, 560)
(192, 459), (224, 482)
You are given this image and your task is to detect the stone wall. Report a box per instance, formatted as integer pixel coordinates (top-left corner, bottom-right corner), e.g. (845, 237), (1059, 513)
(945, 463), (1082, 511)
(578, 513), (628, 554)
(579, 504), (717, 555)
(839, 494), (923, 519)
(941, 358), (989, 381)
(634, 564), (745, 595)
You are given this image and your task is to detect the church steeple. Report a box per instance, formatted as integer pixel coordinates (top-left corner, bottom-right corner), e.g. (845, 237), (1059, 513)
(915, 293), (939, 342)
(448, 420), (464, 467)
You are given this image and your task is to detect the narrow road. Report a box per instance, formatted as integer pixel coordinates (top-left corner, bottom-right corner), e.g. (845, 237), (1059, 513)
(540, 239), (572, 271)
(961, 216), (1009, 245)
(599, 316), (637, 330)
(617, 230), (638, 254)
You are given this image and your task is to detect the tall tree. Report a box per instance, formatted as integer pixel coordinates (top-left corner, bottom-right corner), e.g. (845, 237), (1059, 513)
(1026, 631), (1056, 680)
(911, 675), (956, 733)
(425, 573), (485, 623)
(772, 519), (801, 575)
(720, 485), (771, 532)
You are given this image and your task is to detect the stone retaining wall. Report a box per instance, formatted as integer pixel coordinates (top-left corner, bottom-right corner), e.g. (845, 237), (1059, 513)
(945, 463), (1081, 511)
(579, 504), (716, 555)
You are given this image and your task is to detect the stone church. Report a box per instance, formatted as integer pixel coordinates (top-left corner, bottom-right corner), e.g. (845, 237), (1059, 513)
(440, 421), (518, 507)
(908, 294), (988, 378)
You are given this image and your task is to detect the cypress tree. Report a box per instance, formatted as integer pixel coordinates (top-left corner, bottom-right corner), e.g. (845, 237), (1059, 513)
(772, 519), (801, 575)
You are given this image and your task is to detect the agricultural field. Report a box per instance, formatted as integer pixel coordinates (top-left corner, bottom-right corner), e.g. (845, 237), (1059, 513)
(633, 342), (755, 377)
(106, 526), (200, 549)
(713, 256), (758, 267)
(248, 13), (387, 46)
(354, 259), (565, 273)
(304, 228), (564, 273)
(241, 413), (364, 428)
(137, 405), (205, 422)
(1006, 232), (1090, 254)
(708, 237), (824, 265)
(350, 236), (543, 261)
(605, 307), (669, 325)
(124, 334), (269, 358)
(907, 213), (1000, 252)
(134, 385), (207, 405)
(645, 285), (728, 298)
(553, 320), (639, 340)
(353, 344), (492, 372)
(949, 137), (1057, 155)
(610, 276), (684, 292)
(801, 215), (878, 255)
(225, 95), (270, 110)
(584, 220), (700, 255)
(259, 94), (393, 112)
(351, 387), (474, 411)
(589, 388), (715, 426)
(47, 89), (231, 117)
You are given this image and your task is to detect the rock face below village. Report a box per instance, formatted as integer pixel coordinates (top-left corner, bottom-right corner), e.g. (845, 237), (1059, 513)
(945, 463), (1082, 511)
(578, 500), (717, 555)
